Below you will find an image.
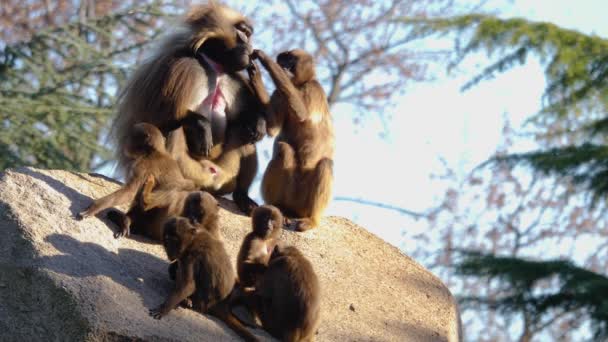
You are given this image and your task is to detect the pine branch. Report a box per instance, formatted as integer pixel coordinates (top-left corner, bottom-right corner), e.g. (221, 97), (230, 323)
(454, 251), (608, 340)
(0, 2), (169, 171)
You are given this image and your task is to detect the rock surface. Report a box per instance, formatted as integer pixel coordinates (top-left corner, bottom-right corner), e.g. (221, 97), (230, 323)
(0, 167), (461, 341)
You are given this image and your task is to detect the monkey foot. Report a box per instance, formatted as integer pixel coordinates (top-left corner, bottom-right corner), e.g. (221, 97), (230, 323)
(106, 210), (130, 238)
(76, 205), (93, 220)
(233, 191), (258, 215)
(293, 218), (316, 232)
(149, 307), (164, 320)
(179, 298), (193, 309)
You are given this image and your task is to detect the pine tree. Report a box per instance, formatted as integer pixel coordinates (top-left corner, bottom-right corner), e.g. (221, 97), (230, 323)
(412, 14), (608, 202)
(0, 2), (169, 171)
(456, 251), (608, 340)
(406, 14), (608, 340)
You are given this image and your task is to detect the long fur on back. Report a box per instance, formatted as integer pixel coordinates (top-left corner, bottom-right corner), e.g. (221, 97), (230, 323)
(109, 2), (247, 176)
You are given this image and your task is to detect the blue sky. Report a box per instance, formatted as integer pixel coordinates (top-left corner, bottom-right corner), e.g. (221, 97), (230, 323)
(320, 0), (608, 249)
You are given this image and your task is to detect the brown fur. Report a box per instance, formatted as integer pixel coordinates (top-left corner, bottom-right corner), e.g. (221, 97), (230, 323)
(111, 3), (263, 215)
(78, 123), (196, 220)
(251, 245), (321, 342)
(106, 175), (190, 240)
(249, 49), (334, 231)
(236, 205), (283, 289)
(151, 216), (258, 342)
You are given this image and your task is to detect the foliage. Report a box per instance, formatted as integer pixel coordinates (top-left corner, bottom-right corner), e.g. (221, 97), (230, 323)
(456, 251), (608, 341)
(0, 2), (170, 171)
(407, 13), (608, 341)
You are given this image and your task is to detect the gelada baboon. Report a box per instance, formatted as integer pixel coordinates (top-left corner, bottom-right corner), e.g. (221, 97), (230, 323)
(249, 49), (334, 231)
(151, 216), (258, 342)
(78, 123), (201, 220)
(110, 168), (226, 240)
(251, 245), (321, 342)
(236, 205), (283, 289)
(106, 174), (192, 240)
(112, 3), (265, 215)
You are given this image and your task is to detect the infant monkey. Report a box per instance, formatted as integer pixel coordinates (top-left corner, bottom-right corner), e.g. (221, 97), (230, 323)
(78, 122), (196, 220)
(236, 205), (284, 290)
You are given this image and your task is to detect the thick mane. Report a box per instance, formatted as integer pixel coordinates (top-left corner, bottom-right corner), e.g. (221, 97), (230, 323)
(110, 28), (193, 174)
(110, 3), (252, 175)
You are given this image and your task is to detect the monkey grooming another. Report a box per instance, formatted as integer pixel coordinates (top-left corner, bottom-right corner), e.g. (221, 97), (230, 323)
(111, 3), (266, 215)
(151, 216), (258, 341)
(236, 205), (284, 290)
(250, 245), (321, 342)
(249, 49), (334, 231)
(78, 123), (199, 220)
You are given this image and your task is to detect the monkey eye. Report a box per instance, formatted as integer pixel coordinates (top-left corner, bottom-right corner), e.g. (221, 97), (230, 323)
(236, 22), (253, 37)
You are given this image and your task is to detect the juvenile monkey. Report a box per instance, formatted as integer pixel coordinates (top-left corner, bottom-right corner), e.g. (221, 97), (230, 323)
(78, 122), (205, 220)
(249, 49), (334, 231)
(151, 216), (258, 342)
(166, 191), (220, 301)
(251, 245), (321, 342)
(107, 175), (191, 240)
(236, 205), (283, 290)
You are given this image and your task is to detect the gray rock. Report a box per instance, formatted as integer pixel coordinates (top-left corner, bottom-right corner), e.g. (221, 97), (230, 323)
(0, 167), (462, 341)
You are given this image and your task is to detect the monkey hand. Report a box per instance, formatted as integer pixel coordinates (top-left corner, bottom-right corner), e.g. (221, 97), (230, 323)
(183, 114), (213, 158)
(149, 306), (164, 320)
(247, 62), (261, 82)
(251, 49), (267, 61)
(242, 115), (266, 143)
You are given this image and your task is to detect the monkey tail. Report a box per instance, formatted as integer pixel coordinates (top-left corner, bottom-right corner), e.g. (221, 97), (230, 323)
(212, 304), (259, 342)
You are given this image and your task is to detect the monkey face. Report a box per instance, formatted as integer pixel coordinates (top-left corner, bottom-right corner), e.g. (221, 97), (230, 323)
(277, 51), (297, 77)
(251, 205), (283, 238)
(277, 49), (315, 85)
(183, 191), (219, 227)
(202, 21), (253, 72)
(162, 217), (197, 261)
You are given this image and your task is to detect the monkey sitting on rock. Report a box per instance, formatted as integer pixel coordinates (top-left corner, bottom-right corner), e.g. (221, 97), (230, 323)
(78, 123), (219, 240)
(112, 3), (266, 215)
(151, 192), (258, 342)
(236, 205), (284, 291)
(249, 48), (334, 231)
(237, 244), (321, 342)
